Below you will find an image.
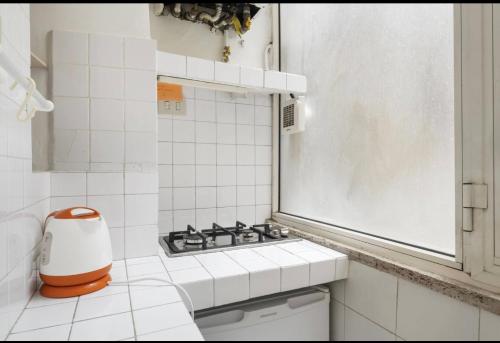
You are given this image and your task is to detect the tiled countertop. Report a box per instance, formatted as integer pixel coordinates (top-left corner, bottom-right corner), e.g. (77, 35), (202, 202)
(6, 239), (348, 341)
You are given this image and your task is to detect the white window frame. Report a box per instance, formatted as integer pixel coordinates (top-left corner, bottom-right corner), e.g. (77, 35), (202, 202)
(270, 3), (500, 290)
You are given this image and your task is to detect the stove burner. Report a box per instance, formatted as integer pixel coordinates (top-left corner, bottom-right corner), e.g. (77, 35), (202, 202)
(161, 221), (295, 256)
(185, 234), (204, 245)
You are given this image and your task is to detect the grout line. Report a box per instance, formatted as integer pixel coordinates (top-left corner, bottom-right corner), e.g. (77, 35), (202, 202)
(66, 294), (80, 340)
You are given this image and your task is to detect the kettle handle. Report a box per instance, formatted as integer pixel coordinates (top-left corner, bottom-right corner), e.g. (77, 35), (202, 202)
(52, 207), (101, 220)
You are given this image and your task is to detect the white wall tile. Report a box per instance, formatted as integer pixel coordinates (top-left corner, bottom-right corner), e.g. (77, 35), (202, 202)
(215, 62), (240, 84)
(196, 165), (216, 187)
(187, 57), (214, 81)
(255, 105), (272, 126)
(173, 120), (195, 142)
(217, 206), (237, 227)
(158, 210), (173, 234)
(255, 166), (271, 185)
(51, 173), (86, 196)
(125, 70), (156, 101)
(125, 37), (156, 70)
(255, 185), (271, 205)
(345, 307), (395, 341)
(159, 165), (172, 188)
(90, 67), (124, 99)
(53, 97), (89, 130)
(196, 187), (216, 209)
(217, 186), (236, 207)
(53, 129), (90, 165)
(345, 261), (397, 332)
(173, 143), (195, 165)
(196, 208), (217, 229)
(264, 70), (286, 90)
(196, 144), (216, 165)
(51, 196), (86, 211)
(158, 119), (173, 142)
(255, 126), (272, 146)
(236, 125), (254, 145)
(89, 33), (124, 68)
(125, 101), (156, 132)
(255, 205), (271, 223)
(237, 166), (255, 186)
(173, 165), (195, 187)
(52, 64), (89, 97)
(90, 131), (124, 163)
(173, 209), (196, 231)
(156, 51), (186, 77)
(125, 194), (158, 226)
(236, 104), (254, 125)
(109, 227), (125, 260)
(173, 187), (196, 210)
(237, 145), (255, 165)
(159, 188), (173, 211)
(158, 142), (172, 165)
(216, 103), (236, 123)
(217, 166), (236, 186)
(196, 122), (216, 143)
(195, 100), (216, 122)
(125, 132), (156, 165)
(255, 146), (272, 165)
(51, 30), (88, 65)
(217, 123), (236, 144)
(217, 145), (236, 165)
(87, 172), (123, 196)
(90, 98), (124, 131)
(88, 195), (124, 228)
(480, 309), (500, 341)
(125, 171), (158, 194)
(396, 278), (479, 341)
(237, 205), (255, 225)
(332, 300), (345, 341)
(240, 66), (263, 88)
(125, 225), (158, 258)
(237, 186), (255, 206)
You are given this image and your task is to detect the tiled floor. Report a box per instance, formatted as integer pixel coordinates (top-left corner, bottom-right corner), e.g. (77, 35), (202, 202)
(6, 257), (203, 341)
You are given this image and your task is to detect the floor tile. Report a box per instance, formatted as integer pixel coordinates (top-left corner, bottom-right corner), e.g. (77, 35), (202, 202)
(27, 291), (78, 309)
(130, 285), (182, 311)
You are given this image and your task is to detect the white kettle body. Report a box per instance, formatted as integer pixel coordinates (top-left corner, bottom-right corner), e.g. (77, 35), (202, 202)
(39, 207), (113, 298)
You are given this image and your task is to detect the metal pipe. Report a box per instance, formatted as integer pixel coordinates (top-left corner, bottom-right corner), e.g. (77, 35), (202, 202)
(171, 3), (182, 18)
(197, 3), (222, 23)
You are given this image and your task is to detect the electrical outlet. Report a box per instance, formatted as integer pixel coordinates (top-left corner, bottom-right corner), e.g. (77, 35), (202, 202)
(158, 100), (186, 116)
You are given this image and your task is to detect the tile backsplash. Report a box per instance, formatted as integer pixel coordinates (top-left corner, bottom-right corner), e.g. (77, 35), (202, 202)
(158, 88), (272, 233)
(0, 4), (51, 340)
(50, 30), (159, 259)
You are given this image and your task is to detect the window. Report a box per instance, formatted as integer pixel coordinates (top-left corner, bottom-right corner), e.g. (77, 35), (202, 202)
(279, 4), (457, 256)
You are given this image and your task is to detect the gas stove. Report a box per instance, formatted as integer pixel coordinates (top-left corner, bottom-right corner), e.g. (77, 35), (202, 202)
(159, 221), (299, 257)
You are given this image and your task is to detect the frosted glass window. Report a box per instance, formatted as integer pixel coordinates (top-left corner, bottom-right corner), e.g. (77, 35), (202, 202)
(279, 4), (456, 255)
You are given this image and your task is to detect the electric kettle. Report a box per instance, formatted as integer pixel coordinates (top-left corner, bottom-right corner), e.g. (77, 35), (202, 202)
(39, 207), (113, 298)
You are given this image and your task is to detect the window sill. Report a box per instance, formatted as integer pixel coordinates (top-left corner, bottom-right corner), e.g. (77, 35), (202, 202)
(272, 212), (500, 316)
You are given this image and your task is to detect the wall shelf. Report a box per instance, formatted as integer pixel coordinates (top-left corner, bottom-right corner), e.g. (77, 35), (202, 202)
(157, 50), (307, 96)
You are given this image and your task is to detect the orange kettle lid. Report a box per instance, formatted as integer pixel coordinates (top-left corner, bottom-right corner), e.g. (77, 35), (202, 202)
(48, 207), (101, 220)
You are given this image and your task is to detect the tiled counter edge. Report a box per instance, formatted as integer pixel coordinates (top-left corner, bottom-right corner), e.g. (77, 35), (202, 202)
(6, 240), (347, 340)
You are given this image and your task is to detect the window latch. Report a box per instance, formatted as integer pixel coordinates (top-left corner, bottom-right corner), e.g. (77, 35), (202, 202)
(463, 183), (488, 232)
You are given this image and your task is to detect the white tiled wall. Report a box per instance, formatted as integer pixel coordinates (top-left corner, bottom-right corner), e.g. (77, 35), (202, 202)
(158, 88), (272, 233)
(50, 30), (159, 259)
(331, 261), (500, 341)
(0, 4), (52, 341)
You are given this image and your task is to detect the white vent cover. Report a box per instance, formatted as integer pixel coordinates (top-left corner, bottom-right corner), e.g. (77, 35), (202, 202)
(281, 96), (305, 135)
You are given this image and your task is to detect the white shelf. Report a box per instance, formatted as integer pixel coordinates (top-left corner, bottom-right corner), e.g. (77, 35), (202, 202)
(156, 50), (307, 95)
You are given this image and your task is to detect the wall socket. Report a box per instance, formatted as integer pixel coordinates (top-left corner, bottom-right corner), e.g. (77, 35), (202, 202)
(158, 100), (186, 116)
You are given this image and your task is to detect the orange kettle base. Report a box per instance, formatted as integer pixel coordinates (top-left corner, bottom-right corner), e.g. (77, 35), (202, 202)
(40, 273), (112, 298)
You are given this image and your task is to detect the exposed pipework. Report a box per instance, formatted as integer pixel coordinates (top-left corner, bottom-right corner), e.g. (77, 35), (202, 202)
(171, 3), (181, 18)
(197, 3), (222, 24)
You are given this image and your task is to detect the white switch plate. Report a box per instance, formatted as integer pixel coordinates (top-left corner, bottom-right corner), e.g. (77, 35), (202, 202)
(158, 100), (186, 116)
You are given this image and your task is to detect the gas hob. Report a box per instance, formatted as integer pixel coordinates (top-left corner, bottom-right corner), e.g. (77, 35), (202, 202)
(159, 221), (299, 257)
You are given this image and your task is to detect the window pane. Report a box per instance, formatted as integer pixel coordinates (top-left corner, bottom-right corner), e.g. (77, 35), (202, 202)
(280, 4), (456, 255)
